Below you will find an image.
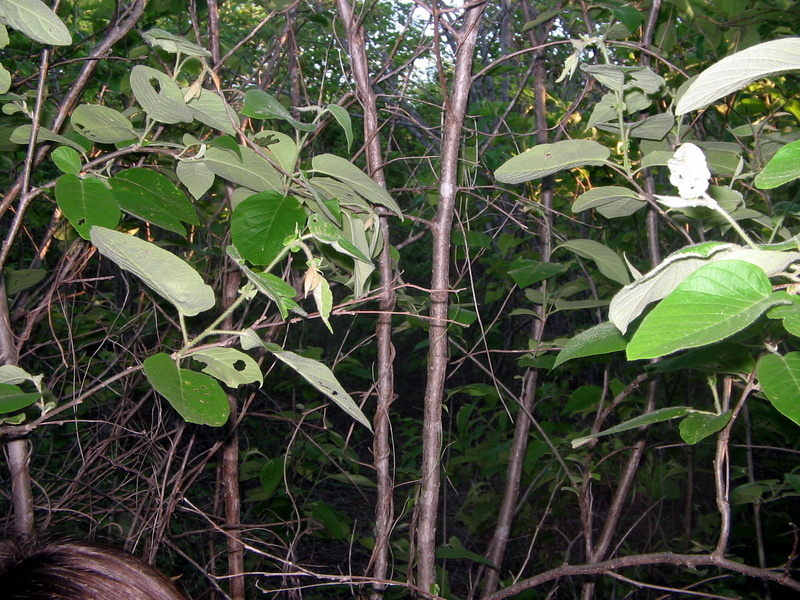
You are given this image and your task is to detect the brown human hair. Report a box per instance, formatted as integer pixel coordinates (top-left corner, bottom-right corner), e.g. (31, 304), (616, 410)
(0, 537), (190, 600)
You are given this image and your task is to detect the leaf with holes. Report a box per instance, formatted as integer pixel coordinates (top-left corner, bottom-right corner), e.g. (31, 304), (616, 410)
(192, 348), (262, 388)
(129, 65), (193, 124)
(143, 353), (229, 426)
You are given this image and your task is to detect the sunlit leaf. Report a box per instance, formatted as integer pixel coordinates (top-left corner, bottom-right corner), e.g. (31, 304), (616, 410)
(0, 382), (40, 415)
(754, 139), (800, 189)
(676, 38), (800, 115)
(627, 261), (790, 360)
(203, 145), (284, 193)
(231, 192), (306, 265)
(186, 88), (238, 135)
(142, 28), (211, 57)
(758, 352), (800, 427)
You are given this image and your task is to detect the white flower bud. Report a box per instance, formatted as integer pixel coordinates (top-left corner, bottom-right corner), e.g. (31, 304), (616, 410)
(667, 143), (711, 199)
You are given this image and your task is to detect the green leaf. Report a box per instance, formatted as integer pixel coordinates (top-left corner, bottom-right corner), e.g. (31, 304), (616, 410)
(4, 268), (45, 295)
(143, 353), (229, 426)
(90, 226), (215, 317)
(253, 130), (298, 173)
(754, 139), (800, 189)
(676, 38), (800, 115)
(629, 112), (674, 140)
(51, 146), (81, 175)
(186, 88), (238, 135)
(611, 6), (644, 34)
(307, 214), (371, 263)
(226, 245), (301, 319)
(572, 406), (691, 448)
(326, 104), (353, 150)
(312, 275), (334, 333)
(71, 104), (137, 144)
(554, 321), (628, 368)
(55, 174), (119, 240)
(11, 124), (87, 153)
(608, 243), (800, 335)
(176, 160), (215, 200)
(495, 139), (610, 184)
(0, 365), (40, 386)
(767, 303), (800, 336)
(556, 239), (630, 285)
(241, 89), (316, 132)
(142, 28), (211, 58)
(0, 382), (40, 415)
(572, 186), (647, 218)
(0, 0), (71, 45)
(109, 169), (198, 235)
(309, 177), (370, 211)
(264, 343), (373, 431)
(231, 192), (306, 265)
(508, 259), (566, 288)
(311, 154), (403, 218)
(679, 411), (732, 445)
(627, 261), (790, 360)
(203, 145), (284, 193)
(581, 64), (626, 92)
(129, 65), (193, 124)
(758, 352), (800, 427)
(191, 348), (263, 388)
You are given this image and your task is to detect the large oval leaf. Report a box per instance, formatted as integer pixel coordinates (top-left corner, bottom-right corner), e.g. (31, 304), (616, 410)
(627, 261), (790, 360)
(758, 352), (800, 427)
(231, 192), (306, 265)
(572, 186), (646, 218)
(754, 139), (800, 189)
(676, 38), (800, 115)
(55, 174), (119, 240)
(144, 353), (229, 426)
(0, 0), (71, 45)
(90, 226), (215, 317)
(495, 140), (610, 184)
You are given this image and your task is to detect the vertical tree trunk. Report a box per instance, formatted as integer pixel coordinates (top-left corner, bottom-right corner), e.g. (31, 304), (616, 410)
(1, 276), (33, 536)
(331, 2), (397, 596)
(416, 3), (486, 595)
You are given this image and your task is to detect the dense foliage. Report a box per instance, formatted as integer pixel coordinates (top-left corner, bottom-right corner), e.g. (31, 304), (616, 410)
(1, 0), (800, 599)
